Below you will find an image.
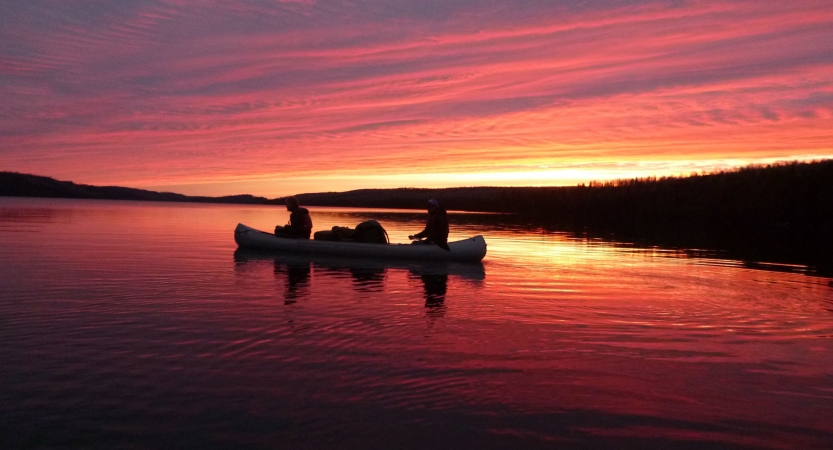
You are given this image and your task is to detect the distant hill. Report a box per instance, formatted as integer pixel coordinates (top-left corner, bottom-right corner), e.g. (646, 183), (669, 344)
(286, 160), (833, 267)
(0, 172), (271, 205)
(5, 161), (832, 226)
(293, 160), (833, 227)
(3, 161), (831, 266)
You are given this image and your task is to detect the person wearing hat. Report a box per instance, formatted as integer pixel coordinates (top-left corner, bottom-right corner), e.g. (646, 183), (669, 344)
(409, 199), (450, 251)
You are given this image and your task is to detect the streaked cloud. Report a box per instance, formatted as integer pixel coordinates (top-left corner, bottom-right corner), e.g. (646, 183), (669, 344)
(1, 0), (831, 196)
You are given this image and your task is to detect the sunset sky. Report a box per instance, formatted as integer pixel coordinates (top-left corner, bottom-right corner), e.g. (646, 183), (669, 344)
(2, 0), (832, 197)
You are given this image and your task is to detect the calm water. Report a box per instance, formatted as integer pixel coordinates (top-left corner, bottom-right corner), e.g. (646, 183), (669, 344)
(1, 197), (832, 450)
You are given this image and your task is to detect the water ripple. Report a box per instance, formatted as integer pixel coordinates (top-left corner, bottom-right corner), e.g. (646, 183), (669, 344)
(2, 198), (833, 449)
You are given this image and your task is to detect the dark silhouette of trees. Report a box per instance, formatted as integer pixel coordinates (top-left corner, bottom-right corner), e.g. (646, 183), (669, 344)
(290, 160), (832, 268)
(3, 160), (831, 268)
(0, 172), (269, 204)
(291, 160), (831, 230)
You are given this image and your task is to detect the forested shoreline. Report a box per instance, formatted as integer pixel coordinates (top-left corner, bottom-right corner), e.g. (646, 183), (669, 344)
(0, 172), (270, 204)
(3, 160), (831, 268)
(6, 161), (830, 227)
(294, 160), (831, 228)
(295, 160), (832, 269)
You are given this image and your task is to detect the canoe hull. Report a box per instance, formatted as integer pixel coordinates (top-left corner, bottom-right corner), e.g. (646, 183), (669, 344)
(234, 223), (487, 262)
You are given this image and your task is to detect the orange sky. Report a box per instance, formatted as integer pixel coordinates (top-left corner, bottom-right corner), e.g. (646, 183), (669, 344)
(1, 0), (832, 197)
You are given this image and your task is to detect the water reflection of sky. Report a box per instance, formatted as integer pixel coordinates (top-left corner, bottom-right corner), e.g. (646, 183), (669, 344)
(1, 197), (832, 449)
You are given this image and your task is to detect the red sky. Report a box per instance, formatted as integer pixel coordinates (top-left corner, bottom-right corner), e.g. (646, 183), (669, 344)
(1, 0), (832, 197)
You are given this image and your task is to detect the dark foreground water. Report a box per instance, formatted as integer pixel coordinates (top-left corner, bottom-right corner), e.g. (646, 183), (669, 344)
(1, 197), (832, 450)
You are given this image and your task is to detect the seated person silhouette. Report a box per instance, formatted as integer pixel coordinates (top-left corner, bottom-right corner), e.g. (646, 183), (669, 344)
(408, 199), (450, 251)
(275, 196), (312, 239)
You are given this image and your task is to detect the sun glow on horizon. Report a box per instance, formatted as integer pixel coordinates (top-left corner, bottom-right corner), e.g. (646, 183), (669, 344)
(145, 156), (831, 197)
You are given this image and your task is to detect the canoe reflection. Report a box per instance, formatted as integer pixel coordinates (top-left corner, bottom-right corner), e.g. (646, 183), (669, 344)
(272, 260), (311, 304)
(233, 248), (485, 306)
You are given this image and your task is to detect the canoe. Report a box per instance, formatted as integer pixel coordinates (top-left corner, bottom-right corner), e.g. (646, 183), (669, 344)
(234, 223), (487, 262)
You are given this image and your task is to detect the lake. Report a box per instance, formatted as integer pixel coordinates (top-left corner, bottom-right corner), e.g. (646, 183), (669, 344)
(1, 197), (832, 449)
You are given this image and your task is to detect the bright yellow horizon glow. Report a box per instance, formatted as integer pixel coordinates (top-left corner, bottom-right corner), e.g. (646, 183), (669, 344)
(146, 155), (831, 197)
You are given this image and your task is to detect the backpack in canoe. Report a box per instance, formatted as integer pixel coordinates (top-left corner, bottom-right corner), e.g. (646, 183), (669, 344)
(313, 220), (389, 244)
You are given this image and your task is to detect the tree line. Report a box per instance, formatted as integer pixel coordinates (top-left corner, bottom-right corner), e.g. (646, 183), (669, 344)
(293, 160), (832, 268)
(296, 160), (832, 228)
(0, 171), (270, 204)
(4, 160), (831, 267)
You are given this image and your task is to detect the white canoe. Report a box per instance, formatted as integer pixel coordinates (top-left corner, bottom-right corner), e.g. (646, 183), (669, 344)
(234, 223), (487, 262)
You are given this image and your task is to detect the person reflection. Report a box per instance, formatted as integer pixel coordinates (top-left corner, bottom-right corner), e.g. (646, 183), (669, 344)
(421, 273), (448, 306)
(410, 270), (449, 312)
(274, 260), (311, 304)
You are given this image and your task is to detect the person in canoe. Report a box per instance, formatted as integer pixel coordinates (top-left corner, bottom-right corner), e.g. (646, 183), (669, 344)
(408, 198), (450, 251)
(275, 196), (312, 239)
